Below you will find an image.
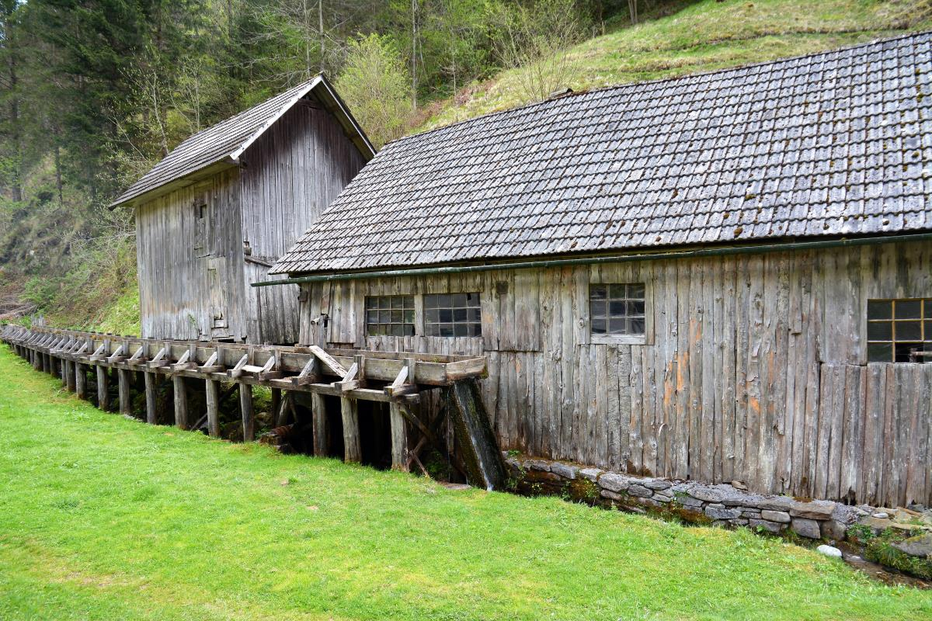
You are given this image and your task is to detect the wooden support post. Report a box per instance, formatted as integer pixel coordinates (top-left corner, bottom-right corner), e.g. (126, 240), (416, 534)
(340, 396), (361, 463)
(206, 379), (220, 438)
(64, 360), (75, 392)
(75, 362), (86, 399)
(312, 393), (328, 457)
(118, 369), (132, 415)
(173, 375), (188, 430)
(390, 402), (409, 472)
(239, 382), (254, 442)
(145, 372), (158, 424)
(96, 365), (110, 411)
(42, 353), (50, 374)
(50, 355), (58, 379)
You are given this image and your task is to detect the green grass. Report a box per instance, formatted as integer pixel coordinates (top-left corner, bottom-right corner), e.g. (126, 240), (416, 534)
(0, 347), (930, 620)
(419, 0), (932, 130)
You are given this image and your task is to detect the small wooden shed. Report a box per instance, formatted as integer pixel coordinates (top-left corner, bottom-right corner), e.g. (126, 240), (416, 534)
(112, 75), (374, 345)
(271, 33), (932, 507)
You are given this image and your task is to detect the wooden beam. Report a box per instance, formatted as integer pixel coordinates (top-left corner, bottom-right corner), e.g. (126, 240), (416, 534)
(205, 379), (220, 438)
(340, 396), (361, 463)
(144, 372), (158, 424)
(118, 369), (132, 415)
(96, 365), (110, 411)
(75, 362), (87, 399)
(390, 401), (408, 472)
(312, 392), (328, 457)
(335, 361), (359, 392)
(173, 375), (189, 430)
(240, 382), (254, 442)
(309, 345), (348, 376)
(274, 390), (292, 426)
(229, 354), (249, 378)
(291, 356), (320, 387)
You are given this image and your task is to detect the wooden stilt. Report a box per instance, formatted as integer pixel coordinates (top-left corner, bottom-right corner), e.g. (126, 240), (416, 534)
(239, 382), (254, 441)
(50, 355), (58, 379)
(96, 365), (110, 411)
(206, 379), (220, 438)
(312, 393), (328, 457)
(42, 353), (50, 374)
(118, 369), (132, 415)
(389, 402), (409, 472)
(340, 396), (361, 463)
(75, 362), (86, 399)
(173, 375), (188, 429)
(275, 391), (293, 426)
(65, 360), (75, 392)
(144, 372), (158, 424)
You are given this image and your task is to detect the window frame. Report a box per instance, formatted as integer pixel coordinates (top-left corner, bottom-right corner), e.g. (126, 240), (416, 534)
(364, 294), (416, 337)
(423, 292), (483, 338)
(589, 281), (650, 346)
(865, 297), (932, 364)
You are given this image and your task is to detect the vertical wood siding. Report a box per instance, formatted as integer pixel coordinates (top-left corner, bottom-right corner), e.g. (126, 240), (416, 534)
(136, 168), (245, 341)
(300, 240), (932, 506)
(240, 95), (367, 344)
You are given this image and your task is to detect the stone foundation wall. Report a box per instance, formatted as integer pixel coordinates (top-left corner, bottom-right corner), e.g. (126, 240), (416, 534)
(506, 455), (862, 541)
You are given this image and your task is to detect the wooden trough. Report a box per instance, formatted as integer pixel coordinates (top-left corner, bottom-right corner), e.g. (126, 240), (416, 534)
(1, 325), (507, 490)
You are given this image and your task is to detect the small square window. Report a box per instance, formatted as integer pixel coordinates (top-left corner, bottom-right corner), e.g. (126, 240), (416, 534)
(365, 295), (414, 337)
(867, 298), (932, 363)
(590, 283), (646, 338)
(424, 293), (482, 338)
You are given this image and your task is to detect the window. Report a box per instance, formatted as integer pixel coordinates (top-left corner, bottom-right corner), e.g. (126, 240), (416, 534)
(590, 283), (646, 337)
(366, 295), (415, 336)
(867, 298), (932, 363)
(424, 293), (481, 337)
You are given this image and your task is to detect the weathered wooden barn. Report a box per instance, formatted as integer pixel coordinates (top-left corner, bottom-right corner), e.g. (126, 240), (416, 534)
(112, 75), (374, 345)
(270, 33), (932, 507)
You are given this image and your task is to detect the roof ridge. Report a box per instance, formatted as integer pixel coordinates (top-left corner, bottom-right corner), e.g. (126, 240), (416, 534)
(387, 29), (931, 148)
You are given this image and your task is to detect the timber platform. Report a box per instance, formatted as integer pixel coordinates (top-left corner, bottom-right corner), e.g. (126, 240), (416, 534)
(1, 325), (507, 489)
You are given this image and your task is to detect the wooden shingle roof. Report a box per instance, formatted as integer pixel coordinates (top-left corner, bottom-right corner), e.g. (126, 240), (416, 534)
(273, 32), (932, 275)
(111, 75), (375, 208)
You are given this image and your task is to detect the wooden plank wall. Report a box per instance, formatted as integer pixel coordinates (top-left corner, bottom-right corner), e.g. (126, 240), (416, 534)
(240, 94), (368, 344)
(136, 168), (246, 341)
(299, 240), (932, 506)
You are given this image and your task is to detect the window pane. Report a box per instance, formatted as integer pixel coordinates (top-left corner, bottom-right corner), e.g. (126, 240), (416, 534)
(926, 320), (932, 339)
(367, 310), (378, 323)
(627, 283), (645, 299)
(404, 310), (415, 323)
(868, 342), (893, 362)
(592, 318), (606, 334)
(437, 294), (452, 308)
(609, 318), (627, 334)
(896, 342), (922, 362)
(452, 293), (467, 308)
(897, 321), (922, 341)
(466, 293), (481, 307)
(453, 308), (467, 322)
(390, 324), (404, 336)
(608, 284), (627, 299)
(366, 297), (378, 309)
(454, 323), (468, 337)
(628, 300), (645, 316)
(590, 285), (607, 300)
(609, 301), (626, 316)
(439, 309), (453, 322)
(468, 308), (481, 322)
(404, 324), (415, 336)
(867, 300), (892, 320)
(590, 301), (605, 318)
(390, 311), (402, 323)
(867, 321), (892, 341)
(468, 323), (482, 337)
(380, 296), (391, 309)
(425, 324), (439, 337)
(926, 300), (932, 318)
(896, 300), (922, 319)
(629, 317), (645, 335)
(439, 324), (454, 337)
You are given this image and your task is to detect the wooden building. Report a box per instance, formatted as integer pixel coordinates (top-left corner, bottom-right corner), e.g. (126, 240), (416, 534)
(270, 34), (932, 507)
(112, 76), (374, 345)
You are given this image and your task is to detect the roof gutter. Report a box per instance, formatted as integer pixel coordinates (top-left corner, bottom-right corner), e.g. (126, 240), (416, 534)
(252, 232), (932, 287)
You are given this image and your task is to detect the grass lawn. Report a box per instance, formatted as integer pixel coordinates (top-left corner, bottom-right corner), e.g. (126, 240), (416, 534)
(0, 347), (929, 620)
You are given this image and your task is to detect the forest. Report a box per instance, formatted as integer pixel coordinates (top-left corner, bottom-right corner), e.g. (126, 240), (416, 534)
(0, 0), (636, 328)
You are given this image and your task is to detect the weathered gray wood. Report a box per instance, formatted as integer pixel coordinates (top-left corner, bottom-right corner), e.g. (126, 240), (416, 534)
(74, 362), (87, 399)
(96, 365), (110, 411)
(145, 372), (159, 424)
(239, 382), (254, 441)
(118, 369), (132, 415)
(311, 392), (328, 456)
(389, 401), (408, 472)
(64, 359), (75, 392)
(340, 396), (361, 462)
(173, 375), (189, 429)
(206, 379), (221, 438)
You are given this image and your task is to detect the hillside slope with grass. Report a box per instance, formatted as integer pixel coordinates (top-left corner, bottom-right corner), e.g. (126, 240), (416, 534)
(1, 346), (931, 620)
(419, 0), (932, 130)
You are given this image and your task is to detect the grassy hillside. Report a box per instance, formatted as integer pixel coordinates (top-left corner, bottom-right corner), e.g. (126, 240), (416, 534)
(1, 346), (930, 620)
(419, 0), (932, 130)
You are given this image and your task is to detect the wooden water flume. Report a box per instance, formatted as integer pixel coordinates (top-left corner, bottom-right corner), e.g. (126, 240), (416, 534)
(1, 325), (507, 489)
